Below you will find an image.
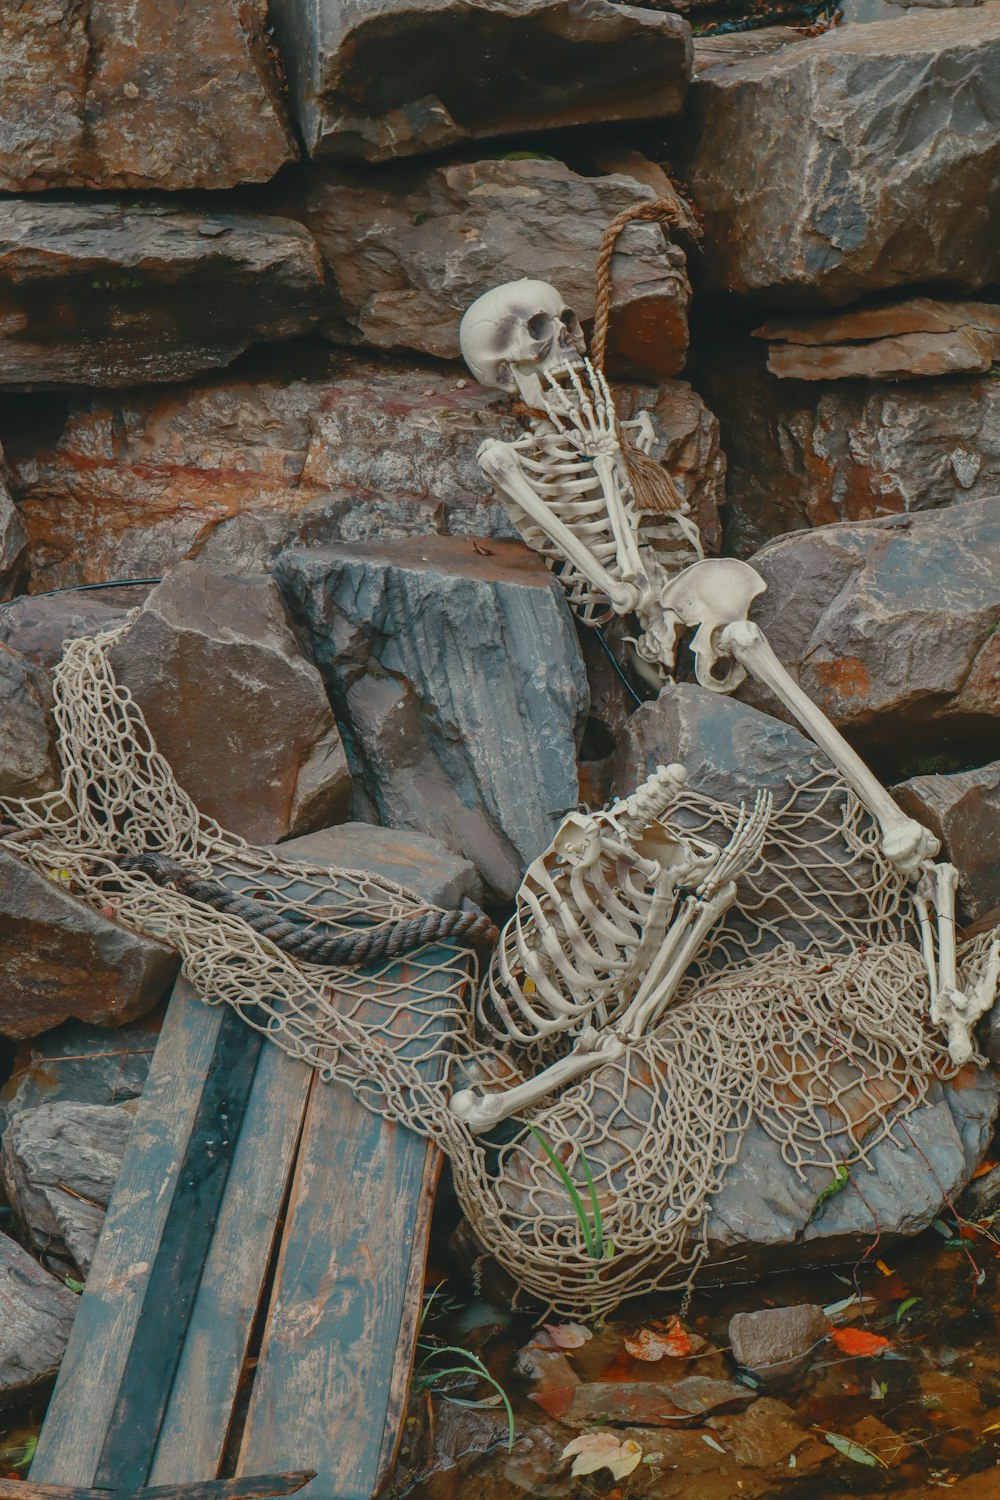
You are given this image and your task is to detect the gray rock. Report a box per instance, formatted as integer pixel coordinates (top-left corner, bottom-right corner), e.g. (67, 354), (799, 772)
(297, 159), (690, 379)
(894, 761), (1000, 924)
(0, 586), (152, 670)
(1, 1101), (136, 1275)
(728, 1305), (829, 1381)
(0, 1230), (78, 1400)
(0, 849), (178, 1040)
(0, 1017), (159, 1141)
(682, 12), (1000, 306)
(277, 822), (483, 908)
(744, 499), (1000, 770)
(0, 643), (58, 799)
(109, 562), (351, 845)
(0, 0), (297, 191)
(0, 451), (27, 598)
(267, 0), (690, 164)
(0, 202), (325, 389)
(276, 537), (588, 902)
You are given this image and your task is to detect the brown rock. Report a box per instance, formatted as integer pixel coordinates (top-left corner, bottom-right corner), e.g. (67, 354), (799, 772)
(742, 498), (1000, 769)
(277, 823), (483, 908)
(0, 643), (58, 800)
(0, 0), (296, 191)
(728, 1304), (829, 1381)
(3, 350), (721, 592)
(894, 761), (1000, 922)
(0, 1230), (78, 1400)
(0, 447), (27, 598)
(297, 158), (690, 378)
(267, 0), (690, 164)
(0, 849), (179, 1040)
(682, 10), (1000, 305)
(757, 299), (1000, 381)
(0, 202), (326, 389)
(108, 562), (352, 844)
(0, 586), (153, 670)
(559, 1376), (754, 1428)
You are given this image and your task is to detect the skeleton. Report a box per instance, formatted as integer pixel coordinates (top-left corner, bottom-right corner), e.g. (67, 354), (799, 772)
(457, 278), (1000, 1089)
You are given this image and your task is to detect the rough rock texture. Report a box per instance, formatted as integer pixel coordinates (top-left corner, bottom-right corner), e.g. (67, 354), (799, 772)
(620, 381), (725, 555)
(0, 850), (178, 1040)
(277, 537), (588, 902)
(1, 1101), (135, 1275)
(0, 448), (28, 598)
(683, 10), (1000, 305)
(0, 1017), (161, 1140)
(277, 823), (483, 908)
(2, 351), (721, 592)
(742, 499), (1000, 769)
(0, 644), (58, 799)
(0, 202), (325, 389)
(297, 159), (690, 378)
(700, 341), (1000, 551)
(0, 0), (296, 191)
(0, 586), (151, 669)
(108, 562), (352, 845)
(757, 300), (1000, 382)
(704, 1066), (999, 1278)
(558, 1377), (754, 1428)
(894, 761), (1000, 923)
(0, 1230), (78, 1400)
(728, 1305), (829, 1382)
(267, 0), (691, 163)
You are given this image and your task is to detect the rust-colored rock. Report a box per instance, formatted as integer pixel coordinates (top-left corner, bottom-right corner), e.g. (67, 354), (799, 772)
(108, 561), (352, 844)
(0, 0), (297, 191)
(296, 158), (690, 378)
(757, 300), (1000, 381)
(267, 0), (690, 164)
(0, 202), (325, 388)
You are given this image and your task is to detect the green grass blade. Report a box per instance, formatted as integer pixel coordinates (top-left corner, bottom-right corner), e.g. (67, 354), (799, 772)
(577, 1147), (605, 1262)
(529, 1125), (596, 1261)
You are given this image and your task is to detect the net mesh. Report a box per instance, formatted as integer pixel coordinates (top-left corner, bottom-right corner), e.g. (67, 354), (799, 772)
(2, 621), (995, 1318)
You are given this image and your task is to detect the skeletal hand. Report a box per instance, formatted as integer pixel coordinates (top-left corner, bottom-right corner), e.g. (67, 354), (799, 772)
(541, 360), (621, 461)
(882, 818), (941, 879)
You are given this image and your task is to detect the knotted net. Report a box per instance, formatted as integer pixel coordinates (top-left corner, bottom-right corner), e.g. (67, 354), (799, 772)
(2, 621), (994, 1318)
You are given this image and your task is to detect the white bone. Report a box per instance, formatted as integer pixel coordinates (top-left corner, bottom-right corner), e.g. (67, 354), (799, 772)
(450, 1028), (626, 1135)
(918, 864), (998, 1066)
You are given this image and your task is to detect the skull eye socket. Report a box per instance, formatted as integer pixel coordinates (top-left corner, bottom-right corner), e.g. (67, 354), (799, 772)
(526, 312), (553, 341)
(559, 308), (578, 328)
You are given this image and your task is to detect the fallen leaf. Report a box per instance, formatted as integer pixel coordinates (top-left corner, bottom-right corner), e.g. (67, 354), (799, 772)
(472, 541), (494, 557)
(973, 1159), (998, 1179)
(544, 1323), (593, 1350)
(875, 1259), (894, 1277)
(561, 1433), (644, 1479)
(625, 1318), (692, 1361)
(829, 1326), (891, 1358)
(701, 1433), (727, 1454)
(824, 1431), (888, 1468)
(895, 1296), (920, 1324)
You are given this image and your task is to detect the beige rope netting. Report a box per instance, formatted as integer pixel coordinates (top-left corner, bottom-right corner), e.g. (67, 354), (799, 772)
(2, 620), (996, 1318)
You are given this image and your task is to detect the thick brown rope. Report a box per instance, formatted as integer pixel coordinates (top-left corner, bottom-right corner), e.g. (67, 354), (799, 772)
(590, 196), (695, 516)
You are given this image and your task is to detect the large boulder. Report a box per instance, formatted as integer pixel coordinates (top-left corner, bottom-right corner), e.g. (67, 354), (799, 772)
(276, 537), (589, 902)
(108, 562), (352, 845)
(0, 586), (152, 669)
(682, 9), (1000, 305)
(0, 850), (179, 1040)
(0, 644), (58, 800)
(277, 823), (483, 908)
(0, 1231), (78, 1401)
(1, 1101), (135, 1276)
(894, 760), (1000, 924)
(742, 499), (1000, 772)
(267, 0), (691, 164)
(3, 351), (721, 591)
(0, 0), (296, 190)
(700, 340), (1000, 550)
(297, 159), (690, 378)
(0, 202), (326, 389)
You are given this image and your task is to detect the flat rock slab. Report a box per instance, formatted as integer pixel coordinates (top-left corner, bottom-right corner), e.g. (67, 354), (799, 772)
(267, 0), (691, 163)
(558, 1376), (754, 1428)
(0, 1230), (78, 1401)
(277, 822), (483, 908)
(298, 158), (690, 379)
(756, 299), (1000, 381)
(108, 561), (352, 845)
(2, 1101), (136, 1276)
(0, 849), (178, 1040)
(743, 498), (1000, 769)
(894, 760), (1000, 923)
(0, 586), (152, 669)
(0, 1016), (161, 1140)
(276, 537), (588, 902)
(682, 8), (1000, 305)
(0, 202), (325, 389)
(0, 0), (296, 190)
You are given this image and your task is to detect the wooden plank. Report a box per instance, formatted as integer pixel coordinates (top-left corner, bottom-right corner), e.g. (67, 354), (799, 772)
(30, 981), (229, 1486)
(235, 949), (461, 1500)
(148, 1041), (313, 1485)
(0, 1472), (315, 1500)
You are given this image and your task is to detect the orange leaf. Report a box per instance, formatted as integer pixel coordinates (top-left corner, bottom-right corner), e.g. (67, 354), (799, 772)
(829, 1325), (891, 1357)
(625, 1318), (692, 1362)
(973, 1160), (998, 1179)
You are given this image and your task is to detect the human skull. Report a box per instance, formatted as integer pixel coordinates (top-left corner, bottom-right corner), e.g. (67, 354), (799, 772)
(459, 280), (585, 396)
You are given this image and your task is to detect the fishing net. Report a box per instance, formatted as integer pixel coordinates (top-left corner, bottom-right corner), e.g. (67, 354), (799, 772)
(2, 620), (995, 1319)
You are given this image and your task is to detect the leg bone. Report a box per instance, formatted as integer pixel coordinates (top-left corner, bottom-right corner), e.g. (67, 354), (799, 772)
(448, 1029), (626, 1134)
